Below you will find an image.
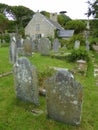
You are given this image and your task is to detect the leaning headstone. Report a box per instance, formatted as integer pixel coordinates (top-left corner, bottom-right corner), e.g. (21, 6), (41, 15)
(38, 37), (51, 55)
(53, 38), (61, 52)
(9, 40), (17, 64)
(14, 57), (39, 105)
(74, 40), (80, 49)
(23, 39), (32, 56)
(45, 68), (83, 125)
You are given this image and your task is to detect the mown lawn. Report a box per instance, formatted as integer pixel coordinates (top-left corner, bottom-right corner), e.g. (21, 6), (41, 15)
(0, 47), (98, 130)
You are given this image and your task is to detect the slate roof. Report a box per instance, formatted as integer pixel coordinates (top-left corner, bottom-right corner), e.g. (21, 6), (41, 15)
(58, 30), (74, 38)
(46, 18), (64, 30)
(38, 12), (63, 30)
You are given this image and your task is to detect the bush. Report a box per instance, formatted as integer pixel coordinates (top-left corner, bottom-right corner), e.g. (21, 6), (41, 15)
(38, 67), (55, 86)
(59, 39), (69, 47)
(0, 34), (10, 43)
(67, 48), (89, 62)
(67, 34), (85, 49)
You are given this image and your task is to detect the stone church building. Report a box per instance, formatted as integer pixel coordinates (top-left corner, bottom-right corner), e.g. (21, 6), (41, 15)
(25, 11), (64, 39)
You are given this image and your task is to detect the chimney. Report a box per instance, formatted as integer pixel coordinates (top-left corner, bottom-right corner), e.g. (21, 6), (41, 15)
(50, 13), (57, 22)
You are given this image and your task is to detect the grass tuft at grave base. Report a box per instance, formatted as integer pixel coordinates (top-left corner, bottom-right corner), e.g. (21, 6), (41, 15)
(0, 47), (98, 130)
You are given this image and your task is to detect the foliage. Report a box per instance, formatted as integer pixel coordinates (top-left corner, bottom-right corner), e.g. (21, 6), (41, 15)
(0, 33), (10, 43)
(87, 1), (98, 37)
(58, 14), (71, 28)
(67, 34), (85, 49)
(87, 0), (98, 18)
(0, 3), (11, 17)
(40, 11), (50, 18)
(0, 13), (8, 33)
(7, 20), (16, 33)
(65, 20), (86, 34)
(38, 67), (55, 86)
(10, 6), (34, 28)
(59, 38), (69, 47)
(67, 48), (89, 62)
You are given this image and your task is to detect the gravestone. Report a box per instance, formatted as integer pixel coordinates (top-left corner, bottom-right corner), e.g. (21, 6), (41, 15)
(53, 38), (61, 52)
(23, 38), (32, 56)
(32, 39), (39, 52)
(14, 57), (39, 105)
(17, 38), (24, 56)
(74, 40), (80, 49)
(45, 68), (83, 125)
(9, 40), (17, 64)
(86, 40), (90, 51)
(2, 39), (5, 44)
(38, 37), (51, 55)
(16, 39), (22, 48)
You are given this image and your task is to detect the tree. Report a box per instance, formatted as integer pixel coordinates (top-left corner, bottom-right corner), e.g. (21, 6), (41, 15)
(10, 6), (34, 28)
(0, 13), (8, 33)
(65, 20), (86, 34)
(0, 3), (12, 19)
(58, 14), (71, 28)
(87, 0), (98, 37)
(40, 11), (50, 18)
(87, 0), (98, 18)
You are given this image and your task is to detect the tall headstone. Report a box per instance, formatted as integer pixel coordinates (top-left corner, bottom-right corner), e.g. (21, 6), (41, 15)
(32, 39), (39, 52)
(9, 40), (17, 64)
(45, 68), (83, 125)
(53, 38), (61, 52)
(17, 38), (24, 56)
(38, 37), (51, 55)
(74, 40), (80, 49)
(14, 57), (39, 105)
(86, 40), (90, 51)
(23, 39), (32, 56)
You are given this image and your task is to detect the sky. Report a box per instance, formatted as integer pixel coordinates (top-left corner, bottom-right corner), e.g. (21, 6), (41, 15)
(0, 0), (91, 19)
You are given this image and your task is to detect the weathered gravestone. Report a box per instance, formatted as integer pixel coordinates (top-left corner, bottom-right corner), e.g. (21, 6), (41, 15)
(23, 39), (32, 56)
(17, 38), (24, 56)
(14, 57), (39, 105)
(86, 40), (90, 51)
(32, 39), (39, 52)
(53, 38), (61, 52)
(9, 40), (17, 64)
(38, 37), (51, 55)
(45, 68), (83, 125)
(74, 40), (80, 49)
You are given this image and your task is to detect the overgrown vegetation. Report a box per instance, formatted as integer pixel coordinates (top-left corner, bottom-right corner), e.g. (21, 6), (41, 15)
(0, 47), (98, 130)
(67, 48), (89, 62)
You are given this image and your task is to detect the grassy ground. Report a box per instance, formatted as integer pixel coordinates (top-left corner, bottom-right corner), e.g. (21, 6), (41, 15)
(0, 47), (98, 130)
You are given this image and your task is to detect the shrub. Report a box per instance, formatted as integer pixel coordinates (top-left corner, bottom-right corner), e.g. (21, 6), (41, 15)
(0, 34), (10, 43)
(67, 48), (89, 62)
(67, 34), (85, 49)
(59, 39), (69, 47)
(38, 67), (55, 86)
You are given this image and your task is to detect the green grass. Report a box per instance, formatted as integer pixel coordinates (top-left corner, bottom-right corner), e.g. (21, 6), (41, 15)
(0, 47), (98, 130)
